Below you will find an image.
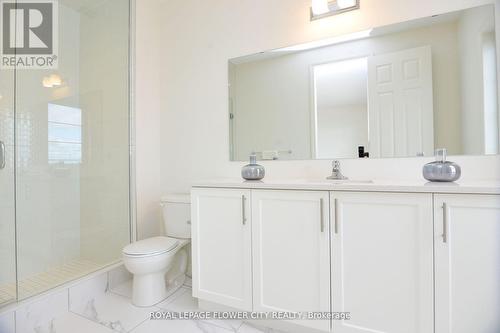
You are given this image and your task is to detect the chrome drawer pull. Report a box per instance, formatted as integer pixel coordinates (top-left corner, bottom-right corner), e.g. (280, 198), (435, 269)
(320, 198), (324, 233)
(442, 203), (448, 243)
(242, 195), (247, 225)
(334, 198), (339, 234)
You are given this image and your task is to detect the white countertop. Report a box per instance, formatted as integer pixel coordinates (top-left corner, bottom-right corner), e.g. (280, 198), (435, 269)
(192, 178), (500, 194)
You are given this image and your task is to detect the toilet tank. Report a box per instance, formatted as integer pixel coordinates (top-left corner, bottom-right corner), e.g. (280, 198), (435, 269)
(160, 194), (191, 239)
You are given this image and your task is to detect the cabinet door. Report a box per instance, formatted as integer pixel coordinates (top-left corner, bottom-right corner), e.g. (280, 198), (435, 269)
(191, 188), (252, 311)
(434, 194), (500, 333)
(331, 192), (433, 333)
(252, 190), (330, 332)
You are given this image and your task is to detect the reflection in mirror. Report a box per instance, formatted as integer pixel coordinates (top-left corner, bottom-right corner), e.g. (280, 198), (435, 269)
(314, 57), (368, 159)
(228, 5), (499, 161)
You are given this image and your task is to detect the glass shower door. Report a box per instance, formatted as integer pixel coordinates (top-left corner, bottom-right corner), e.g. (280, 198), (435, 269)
(0, 66), (16, 306)
(14, 0), (131, 300)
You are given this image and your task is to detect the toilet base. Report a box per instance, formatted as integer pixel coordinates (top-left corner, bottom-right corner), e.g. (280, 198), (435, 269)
(132, 272), (186, 307)
(126, 243), (190, 307)
(132, 271), (168, 307)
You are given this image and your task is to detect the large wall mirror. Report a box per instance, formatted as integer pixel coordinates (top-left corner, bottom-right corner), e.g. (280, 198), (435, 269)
(228, 5), (499, 161)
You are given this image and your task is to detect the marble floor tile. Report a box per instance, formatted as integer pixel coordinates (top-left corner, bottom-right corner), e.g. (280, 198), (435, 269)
(107, 266), (132, 291)
(49, 313), (115, 333)
(110, 278), (189, 306)
(237, 323), (288, 333)
(156, 288), (199, 312)
(130, 318), (233, 333)
(15, 289), (68, 333)
(157, 288), (242, 332)
(70, 291), (156, 333)
(108, 280), (132, 299)
(0, 311), (15, 333)
(68, 272), (108, 307)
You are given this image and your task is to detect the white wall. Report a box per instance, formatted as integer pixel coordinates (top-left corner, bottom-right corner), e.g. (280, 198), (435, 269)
(317, 105), (368, 159)
(231, 54), (313, 160)
(135, 0), (500, 236)
(458, 6), (496, 154)
(135, 0), (163, 239)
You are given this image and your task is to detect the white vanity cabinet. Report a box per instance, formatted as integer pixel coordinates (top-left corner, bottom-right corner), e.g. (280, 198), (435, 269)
(191, 188), (253, 311)
(434, 194), (500, 333)
(330, 192), (434, 333)
(192, 182), (500, 333)
(251, 190), (330, 332)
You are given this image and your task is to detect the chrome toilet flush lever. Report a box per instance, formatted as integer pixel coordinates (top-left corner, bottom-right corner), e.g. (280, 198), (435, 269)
(327, 160), (348, 180)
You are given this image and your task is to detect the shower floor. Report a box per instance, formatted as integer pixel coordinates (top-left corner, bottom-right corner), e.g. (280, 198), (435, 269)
(0, 259), (103, 304)
(0, 284), (15, 305)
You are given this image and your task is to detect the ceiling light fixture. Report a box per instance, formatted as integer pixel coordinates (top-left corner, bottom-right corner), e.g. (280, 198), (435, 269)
(310, 0), (360, 21)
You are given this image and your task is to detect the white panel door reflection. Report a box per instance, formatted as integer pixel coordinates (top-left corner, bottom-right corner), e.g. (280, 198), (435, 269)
(368, 46), (434, 158)
(313, 46), (434, 159)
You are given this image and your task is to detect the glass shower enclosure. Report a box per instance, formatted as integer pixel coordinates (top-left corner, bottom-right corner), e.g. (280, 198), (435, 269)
(0, 0), (131, 306)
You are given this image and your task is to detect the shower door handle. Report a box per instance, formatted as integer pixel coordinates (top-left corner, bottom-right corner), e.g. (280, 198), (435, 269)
(0, 141), (5, 170)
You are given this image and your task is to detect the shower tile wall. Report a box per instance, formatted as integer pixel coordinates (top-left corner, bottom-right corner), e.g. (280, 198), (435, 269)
(0, 66), (16, 307)
(16, 5), (81, 280)
(77, 0), (131, 264)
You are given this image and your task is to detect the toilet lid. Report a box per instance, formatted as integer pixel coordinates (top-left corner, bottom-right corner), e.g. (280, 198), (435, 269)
(123, 237), (179, 256)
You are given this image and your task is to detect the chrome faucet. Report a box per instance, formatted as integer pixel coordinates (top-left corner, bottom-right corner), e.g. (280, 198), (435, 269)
(327, 160), (348, 180)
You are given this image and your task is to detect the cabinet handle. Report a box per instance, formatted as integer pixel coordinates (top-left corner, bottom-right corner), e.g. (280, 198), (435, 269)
(242, 195), (247, 225)
(320, 198), (324, 233)
(334, 198), (339, 234)
(442, 203), (448, 243)
(0, 141), (5, 170)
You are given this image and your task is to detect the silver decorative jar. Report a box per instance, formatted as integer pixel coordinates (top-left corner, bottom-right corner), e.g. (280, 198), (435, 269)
(423, 148), (461, 182)
(241, 154), (265, 180)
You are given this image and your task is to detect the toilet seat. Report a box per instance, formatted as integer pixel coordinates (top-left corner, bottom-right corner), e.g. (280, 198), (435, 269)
(123, 236), (179, 257)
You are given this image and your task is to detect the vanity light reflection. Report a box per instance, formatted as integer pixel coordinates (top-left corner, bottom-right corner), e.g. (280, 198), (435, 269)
(310, 0), (360, 20)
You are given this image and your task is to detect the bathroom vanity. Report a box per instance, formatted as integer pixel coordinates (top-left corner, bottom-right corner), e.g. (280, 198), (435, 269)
(191, 180), (500, 333)
(199, 2), (500, 332)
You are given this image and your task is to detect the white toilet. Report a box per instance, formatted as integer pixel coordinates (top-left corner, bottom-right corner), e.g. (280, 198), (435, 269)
(123, 194), (191, 307)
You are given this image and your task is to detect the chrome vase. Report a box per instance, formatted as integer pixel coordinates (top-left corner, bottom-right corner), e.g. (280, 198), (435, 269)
(241, 154), (265, 180)
(423, 148), (461, 182)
